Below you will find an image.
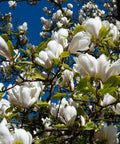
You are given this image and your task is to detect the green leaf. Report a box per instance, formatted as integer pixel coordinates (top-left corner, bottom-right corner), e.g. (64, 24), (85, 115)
(29, 73), (45, 80)
(14, 141), (24, 144)
(62, 64), (72, 71)
(53, 124), (67, 129)
(1, 34), (8, 42)
(60, 51), (70, 59)
(17, 61), (33, 65)
(0, 92), (3, 100)
(37, 101), (50, 107)
(76, 76), (94, 94)
(5, 106), (14, 113)
(7, 112), (19, 119)
(15, 65), (27, 71)
(76, 106), (84, 116)
(52, 93), (68, 100)
(74, 94), (89, 101)
(99, 87), (116, 96)
(74, 25), (85, 35)
(108, 40), (115, 47)
(52, 58), (60, 65)
(7, 40), (14, 57)
(36, 38), (51, 52)
(85, 122), (95, 130)
(99, 26), (110, 40)
(103, 75), (120, 89)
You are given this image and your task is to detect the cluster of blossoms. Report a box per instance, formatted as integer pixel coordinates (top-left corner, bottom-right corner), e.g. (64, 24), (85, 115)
(40, 3), (73, 38)
(79, 1), (105, 23)
(104, 0), (117, 22)
(36, 28), (68, 68)
(18, 22), (28, 45)
(1, 12), (13, 34)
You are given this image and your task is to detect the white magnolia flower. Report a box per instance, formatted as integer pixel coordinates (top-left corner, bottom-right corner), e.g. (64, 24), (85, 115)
(59, 105), (77, 126)
(8, 1), (17, 8)
(109, 23), (119, 42)
(0, 118), (12, 144)
(52, 10), (62, 22)
(0, 99), (11, 116)
(73, 53), (120, 82)
(112, 103), (120, 115)
(67, 3), (73, 9)
(84, 17), (102, 39)
(66, 9), (73, 17)
(69, 31), (91, 53)
(95, 123), (118, 144)
(35, 51), (51, 68)
(0, 36), (11, 60)
(56, 21), (63, 28)
(18, 22), (28, 32)
(102, 93), (116, 106)
(69, 98), (79, 108)
(42, 117), (51, 130)
(35, 40), (63, 68)
(7, 81), (43, 108)
(60, 69), (74, 91)
(51, 28), (68, 48)
(61, 17), (69, 25)
(41, 17), (52, 29)
(13, 128), (32, 144)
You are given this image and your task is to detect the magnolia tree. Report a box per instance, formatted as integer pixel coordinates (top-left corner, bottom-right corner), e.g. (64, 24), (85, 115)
(0, 0), (120, 143)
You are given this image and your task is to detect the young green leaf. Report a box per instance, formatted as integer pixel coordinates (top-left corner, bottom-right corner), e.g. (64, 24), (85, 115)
(74, 25), (85, 35)
(52, 93), (68, 100)
(37, 101), (50, 107)
(60, 51), (70, 59)
(7, 40), (14, 57)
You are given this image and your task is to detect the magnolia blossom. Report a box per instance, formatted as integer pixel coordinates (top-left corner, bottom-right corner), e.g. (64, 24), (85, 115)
(50, 98), (77, 126)
(68, 31), (91, 53)
(8, 1), (17, 8)
(42, 117), (51, 130)
(66, 9), (73, 17)
(13, 128), (32, 144)
(59, 105), (77, 126)
(7, 81), (43, 108)
(60, 17), (69, 25)
(0, 99), (11, 116)
(41, 17), (52, 29)
(102, 93), (116, 106)
(94, 123), (118, 144)
(73, 54), (120, 82)
(18, 22), (28, 32)
(0, 118), (12, 144)
(35, 40), (63, 68)
(67, 3), (73, 9)
(52, 10), (62, 22)
(0, 36), (11, 60)
(83, 17), (102, 38)
(60, 69), (74, 91)
(112, 103), (120, 115)
(108, 23), (119, 41)
(51, 28), (68, 48)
